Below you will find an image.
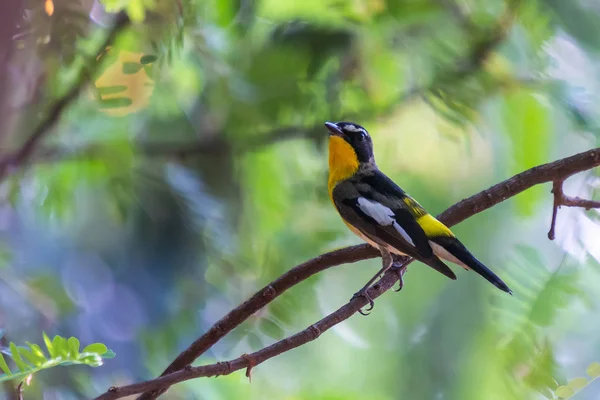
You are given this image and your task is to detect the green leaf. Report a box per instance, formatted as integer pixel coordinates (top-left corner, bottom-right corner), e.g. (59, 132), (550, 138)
(82, 343), (108, 355)
(140, 55), (157, 64)
(555, 385), (574, 398)
(122, 62), (144, 75)
(79, 354), (103, 367)
(587, 362), (600, 378)
(102, 350), (116, 359)
(67, 337), (80, 359)
(0, 335), (113, 383)
(9, 343), (29, 372)
(0, 354), (11, 375)
(52, 336), (69, 358)
(42, 332), (54, 358)
(126, 0), (147, 22)
(17, 347), (44, 367)
(98, 97), (134, 109)
(96, 85), (128, 96)
(502, 89), (552, 215)
(567, 377), (588, 391)
(25, 343), (46, 361)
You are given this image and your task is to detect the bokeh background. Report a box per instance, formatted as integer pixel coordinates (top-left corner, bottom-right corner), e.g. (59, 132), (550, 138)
(1, 0), (600, 398)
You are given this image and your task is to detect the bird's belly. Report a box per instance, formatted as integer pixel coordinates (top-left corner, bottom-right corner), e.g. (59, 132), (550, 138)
(429, 241), (469, 270)
(345, 222), (408, 256)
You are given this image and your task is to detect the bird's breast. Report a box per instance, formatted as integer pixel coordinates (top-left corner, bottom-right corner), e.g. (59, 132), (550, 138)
(328, 136), (359, 197)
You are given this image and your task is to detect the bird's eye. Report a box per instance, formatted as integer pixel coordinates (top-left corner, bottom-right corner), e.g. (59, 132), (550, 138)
(357, 132), (366, 141)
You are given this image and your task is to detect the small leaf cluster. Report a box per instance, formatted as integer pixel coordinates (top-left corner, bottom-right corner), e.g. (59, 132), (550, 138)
(554, 362), (600, 399)
(0, 332), (115, 383)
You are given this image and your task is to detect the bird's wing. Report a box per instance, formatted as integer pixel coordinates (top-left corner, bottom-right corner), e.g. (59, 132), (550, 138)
(361, 171), (456, 240)
(333, 171), (434, 259)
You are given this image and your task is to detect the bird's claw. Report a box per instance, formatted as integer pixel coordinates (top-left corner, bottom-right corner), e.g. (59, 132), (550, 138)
(393, 268), (405, 292)
(351, 289), (375, 316)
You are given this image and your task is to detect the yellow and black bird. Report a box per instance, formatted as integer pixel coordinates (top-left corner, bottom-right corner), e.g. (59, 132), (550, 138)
(325, 121), (511, 312)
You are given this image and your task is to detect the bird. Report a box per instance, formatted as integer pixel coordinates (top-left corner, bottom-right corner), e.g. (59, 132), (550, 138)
(325, 121), (512, 314)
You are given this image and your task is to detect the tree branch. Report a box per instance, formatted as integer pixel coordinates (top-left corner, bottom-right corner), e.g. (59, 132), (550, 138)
(547, 179), (600, 240)
(92, 147), (600, 400)
(0, 12), (130, 182)
(95, 260), (410, 400)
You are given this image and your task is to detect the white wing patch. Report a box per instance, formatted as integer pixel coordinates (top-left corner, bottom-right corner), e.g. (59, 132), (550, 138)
(357, 197), (415, 246)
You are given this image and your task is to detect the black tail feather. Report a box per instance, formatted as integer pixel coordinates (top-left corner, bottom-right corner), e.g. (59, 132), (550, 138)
(431, 237), (512, 294)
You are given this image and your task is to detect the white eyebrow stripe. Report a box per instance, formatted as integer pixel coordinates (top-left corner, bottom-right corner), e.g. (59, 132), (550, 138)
(356, 197), (415, 246)
(344, 124), (365, 133)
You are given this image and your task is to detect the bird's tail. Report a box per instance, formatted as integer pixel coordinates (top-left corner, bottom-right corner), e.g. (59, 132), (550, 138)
(431, 236), (512, 294)
(422, 256), (457, 281)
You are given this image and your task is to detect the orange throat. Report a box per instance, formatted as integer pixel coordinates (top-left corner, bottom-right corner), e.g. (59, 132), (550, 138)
(328, 136), (359, 197)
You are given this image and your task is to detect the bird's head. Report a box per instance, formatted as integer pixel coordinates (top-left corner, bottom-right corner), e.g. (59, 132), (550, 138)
(325, 121), (374, 165)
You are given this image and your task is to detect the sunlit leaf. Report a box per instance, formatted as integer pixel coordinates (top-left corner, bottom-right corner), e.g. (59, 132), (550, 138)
(82, 343), (108, 355)
(17, 347), (44, 367)
(0, 354), (11, 376)
(9, 344), (29, 372)
(555, 385), (574, 398)
(52, 336), (69, 359)
(567, 377), (588, 391)
(502, 89), (552, 215)
(67, 337), (80, 359)
(42, 333), (54, 358)
(587, 362), (600, 378)
(25, 343), (46, 361)
(0, 335), (114, 383)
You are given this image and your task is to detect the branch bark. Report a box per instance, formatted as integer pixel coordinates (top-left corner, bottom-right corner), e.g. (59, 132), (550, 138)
(92, 146), (600, 400)
(548, 179), (600, 240)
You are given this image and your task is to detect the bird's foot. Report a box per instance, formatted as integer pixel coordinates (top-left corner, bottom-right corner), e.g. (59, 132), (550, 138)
(351, 288), (375, 316)
(392, 265), (405, 292)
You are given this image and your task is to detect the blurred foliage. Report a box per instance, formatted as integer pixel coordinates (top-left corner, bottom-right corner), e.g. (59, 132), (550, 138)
(0, 332), (113, 384)
(2, 0), (600, 398)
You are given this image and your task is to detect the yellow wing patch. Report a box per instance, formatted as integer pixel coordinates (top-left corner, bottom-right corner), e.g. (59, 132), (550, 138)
(402, 197), (454, 238)
(417, 213), (455, 238)
(403, 197), (427, 217)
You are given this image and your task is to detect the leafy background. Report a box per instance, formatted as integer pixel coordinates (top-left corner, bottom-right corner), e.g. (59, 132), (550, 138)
(1, 0), (600, 398)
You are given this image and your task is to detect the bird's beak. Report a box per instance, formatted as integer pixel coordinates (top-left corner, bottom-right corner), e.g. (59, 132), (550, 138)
(325, 121), (343, 137)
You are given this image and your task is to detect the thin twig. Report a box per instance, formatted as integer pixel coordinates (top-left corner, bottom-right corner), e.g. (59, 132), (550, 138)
(25, 122), (325, 165)
(548, 179), (600, 240)
(0, 12), (130, 182)
(97, 147), (600, 400)
(95, 261), (410, 400)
